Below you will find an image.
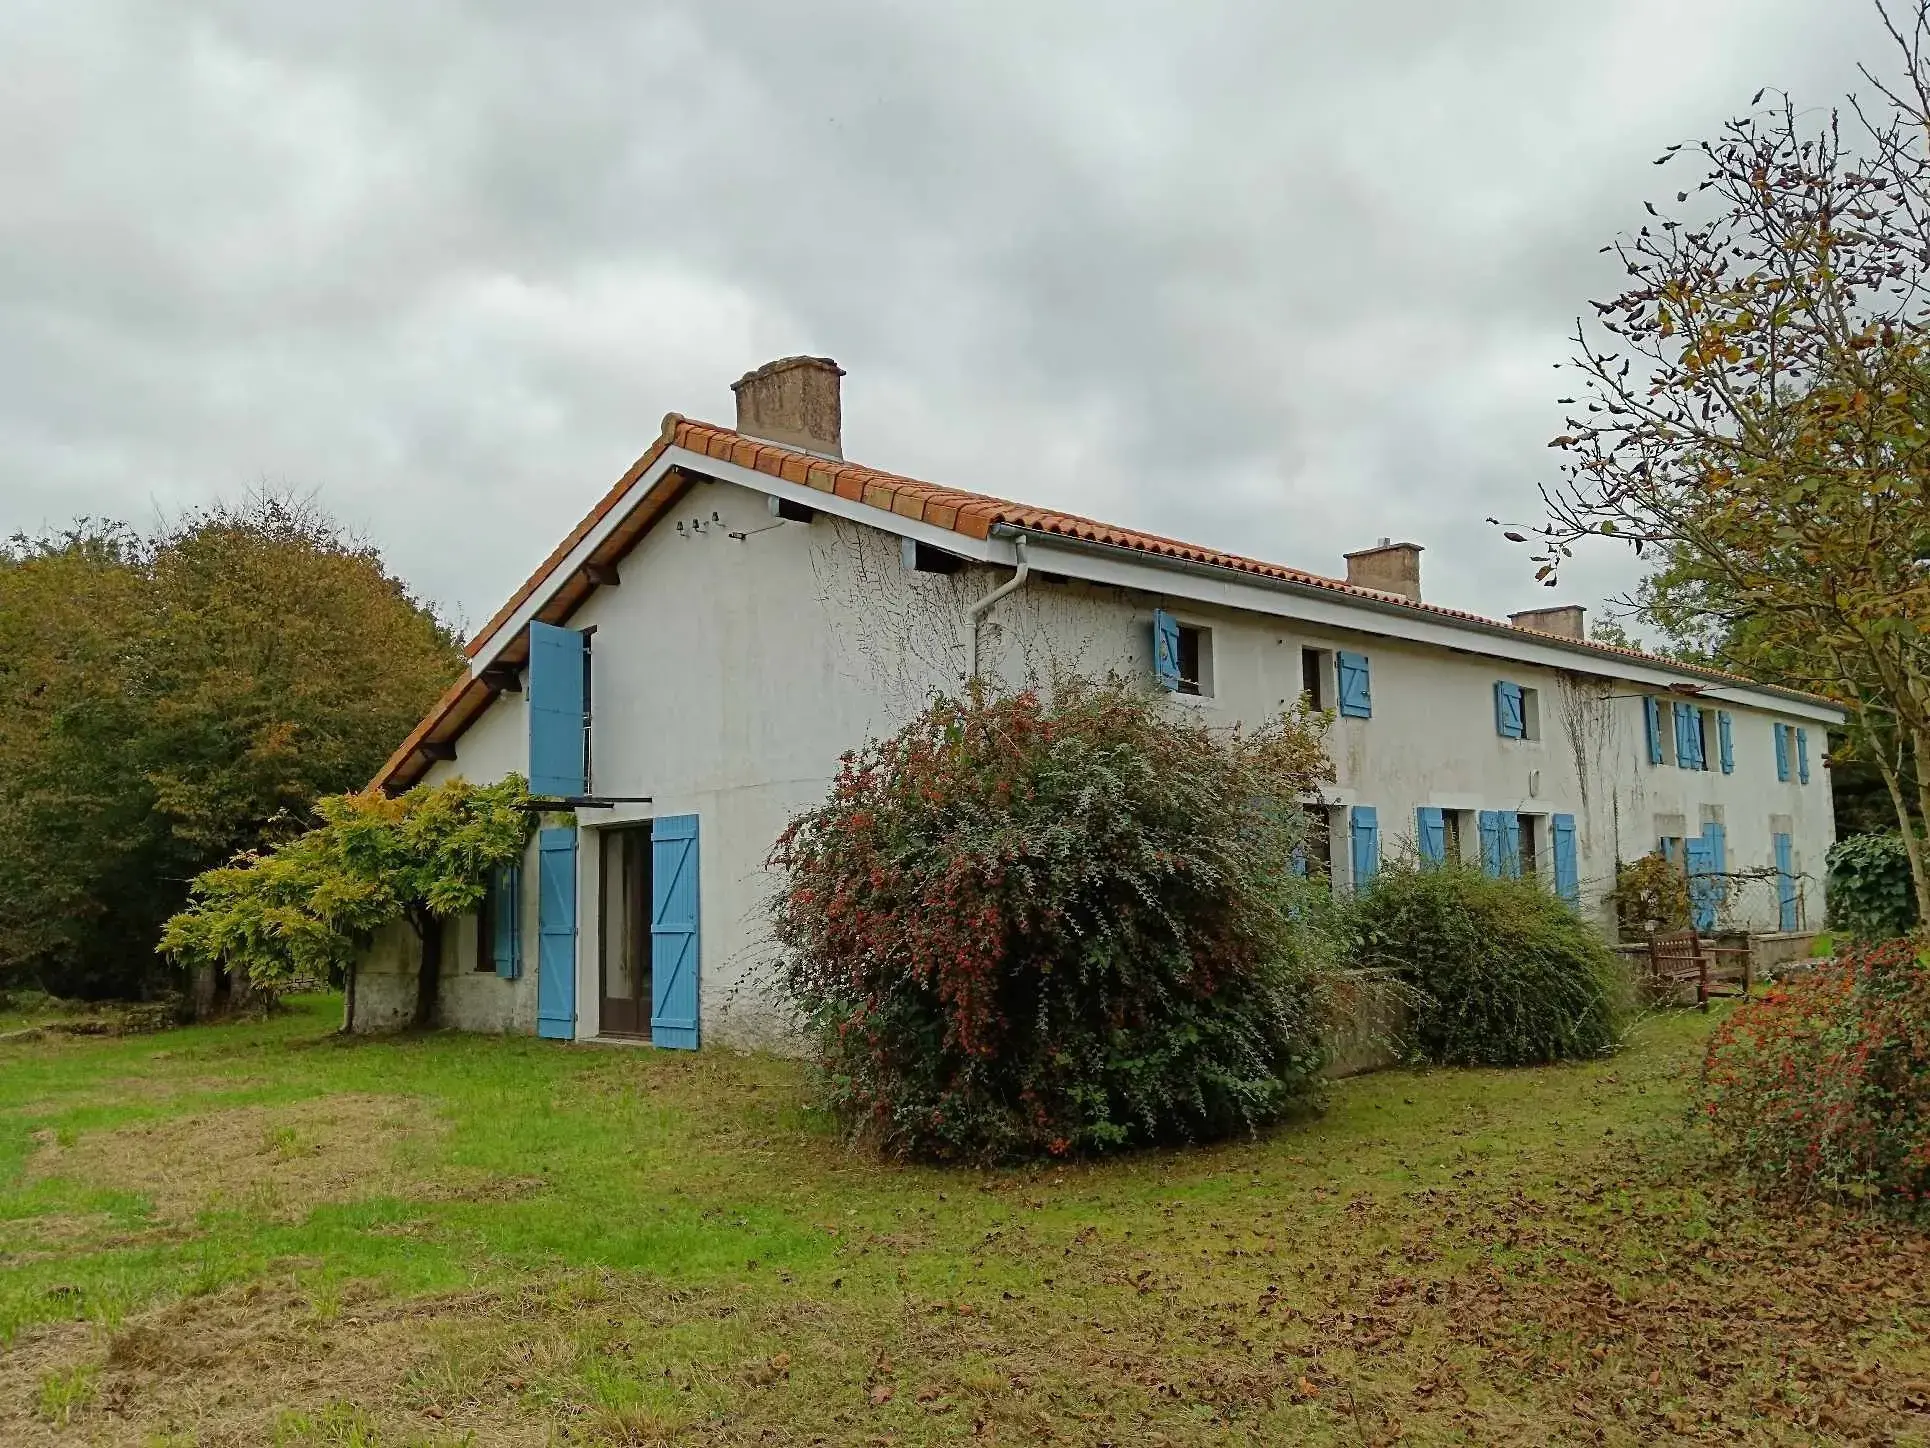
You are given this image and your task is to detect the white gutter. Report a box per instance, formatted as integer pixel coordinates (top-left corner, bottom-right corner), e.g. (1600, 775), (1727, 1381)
(966, 533), (1030, 680)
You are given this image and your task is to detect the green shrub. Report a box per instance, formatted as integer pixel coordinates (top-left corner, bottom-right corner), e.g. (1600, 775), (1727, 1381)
(1827, 833), (1922, 941)
(768, 678), (1343, 1164)
(1700, 938), (1930, 1203)
(1350, 862), (1628, 1066)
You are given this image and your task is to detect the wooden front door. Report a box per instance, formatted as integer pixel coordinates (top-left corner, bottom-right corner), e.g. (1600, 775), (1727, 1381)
(598, 826), (652, 1038)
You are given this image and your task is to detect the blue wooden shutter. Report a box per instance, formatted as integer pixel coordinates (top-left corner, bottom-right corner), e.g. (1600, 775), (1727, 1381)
(1685, 836), (1718, 931)
(1336, 652), (1372, 718)
(1774, 724), (1791, 781)
(1774, 833), (1797, 930)
(1349, 806), (1379, 889)
(1672, 702), (1693, 769)
(650, 814), (701, 1050)
(1704, 821), (1727, 876)
(1151, 610), (1181, 691)
(1796, 728), (1810, 784)
(1644, 697), (1663, 764)
(1478, 811), (1505, 877)
(528, 622), (588, 797)
(535, 826), (578, 1039)
(1501, 813), (1522, 878)
(1718, 712), (1734, 774)
(1416, 806), (1446, 865)
(491, 862), (522, 980)
(1494, 681), (1524, 739)
(1552, 814), (1579, 905)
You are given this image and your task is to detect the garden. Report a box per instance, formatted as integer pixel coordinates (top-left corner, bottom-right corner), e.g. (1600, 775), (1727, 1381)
(5, 681), (1925, 1445)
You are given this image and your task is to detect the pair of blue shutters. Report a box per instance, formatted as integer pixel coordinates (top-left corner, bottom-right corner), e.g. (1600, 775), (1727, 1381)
(1774, 725), (1811, 784)
(1675, 822), (1728, 932)
(534, 815), (702, 1049)
(1641, 697), (1736, 774)
(1477, 811), (1521, 879)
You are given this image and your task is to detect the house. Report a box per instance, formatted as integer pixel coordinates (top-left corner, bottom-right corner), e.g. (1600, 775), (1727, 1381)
(350, 356), (1844, 1043)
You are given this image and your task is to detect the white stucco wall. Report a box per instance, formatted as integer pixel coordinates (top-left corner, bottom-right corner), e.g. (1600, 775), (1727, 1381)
(379, 474), (1836, 1046)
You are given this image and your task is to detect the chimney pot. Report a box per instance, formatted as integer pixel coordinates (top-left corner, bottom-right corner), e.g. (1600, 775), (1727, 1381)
(732, 356), (844, 457)
(1344, 541), (1423, 603)
(1508, 604), (1587, 639)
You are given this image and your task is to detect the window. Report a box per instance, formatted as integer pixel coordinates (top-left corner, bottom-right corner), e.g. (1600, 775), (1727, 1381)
(1176, 624), (1211, 696)
(475, 864), (521, 978)
(1152, 611), (1211, 697)
(1443, 810), (1468, 865)
(475, 877), (500, 972)
(1495, 681), (1542, 741)
(1301, 648), (1332, 710)
(1297, 804), (1333, 887)
(1517, 814), (1540, 877)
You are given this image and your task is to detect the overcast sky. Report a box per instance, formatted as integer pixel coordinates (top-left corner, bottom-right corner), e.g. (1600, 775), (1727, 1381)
(0, 1), (1887, 637)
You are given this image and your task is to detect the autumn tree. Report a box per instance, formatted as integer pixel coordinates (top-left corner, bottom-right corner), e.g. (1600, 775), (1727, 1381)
(161, 777), (531, 1031)
(1529, 0), (1930, 922)
(0, 496), (463, 999)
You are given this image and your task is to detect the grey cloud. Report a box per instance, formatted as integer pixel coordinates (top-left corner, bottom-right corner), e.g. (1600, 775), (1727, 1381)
(0, 0), (1894, 635)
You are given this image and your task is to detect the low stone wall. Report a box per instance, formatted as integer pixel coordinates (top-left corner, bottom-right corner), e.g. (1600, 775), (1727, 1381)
(347, 918), (538, 1035)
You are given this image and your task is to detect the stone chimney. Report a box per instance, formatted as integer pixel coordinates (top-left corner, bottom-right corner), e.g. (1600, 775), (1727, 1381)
(1509, 604), (1587, 639)
(732, 356), (844, 457)
(1343, 538), (1423, 603)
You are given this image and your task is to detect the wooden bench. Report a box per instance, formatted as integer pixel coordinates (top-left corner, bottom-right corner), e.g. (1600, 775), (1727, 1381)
(1646, 930), (1752, 1011)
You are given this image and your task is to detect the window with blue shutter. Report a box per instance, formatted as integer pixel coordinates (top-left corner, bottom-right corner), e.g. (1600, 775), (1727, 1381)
(1494, 681), (1525, 739)
(1501, 813), (1523, 878)
(535, 826), (578, 1039)
(1718, 711), (1734, 774)
(1416, 806), (1446, 866)
(649, 814), (701, 1050)
(1644, 697), (1664, 765)
(1774, 724), (1791, 781)
(1685, 836), (1719, 931)
(490, 862), (522, 979)
(1774, 833), (1798, 931)
(1552, 814), (1579, 905)
(1478, 811), (1506, 877)
(1151, 610), (1181, 691)
(1796, 728), (1810, 784)
(528, 622), (589, 798)
(1336, 652), (1372, 718)
(1673, 701), (1700, 770)
(1349, 806), (1379, 889)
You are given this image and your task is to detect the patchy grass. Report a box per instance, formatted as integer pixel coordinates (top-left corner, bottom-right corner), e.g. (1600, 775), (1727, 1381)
(0, 995), (1926, 1445)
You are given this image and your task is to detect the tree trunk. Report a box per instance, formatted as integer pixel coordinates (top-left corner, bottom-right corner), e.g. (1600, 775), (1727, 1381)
(342, 958), (358, 1035)
(411, 911), (443, 1030)
(1910, 727), (1930, 931)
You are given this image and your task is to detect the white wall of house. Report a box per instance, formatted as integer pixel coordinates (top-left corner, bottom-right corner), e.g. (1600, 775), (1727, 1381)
(351, 474), (1837, 1043)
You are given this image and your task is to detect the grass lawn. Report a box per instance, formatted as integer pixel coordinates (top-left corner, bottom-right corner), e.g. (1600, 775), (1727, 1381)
(1, 999), (1926, 1446)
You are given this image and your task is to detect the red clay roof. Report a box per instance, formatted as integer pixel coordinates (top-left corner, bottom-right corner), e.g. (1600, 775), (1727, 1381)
(370, 415), (1837, 793)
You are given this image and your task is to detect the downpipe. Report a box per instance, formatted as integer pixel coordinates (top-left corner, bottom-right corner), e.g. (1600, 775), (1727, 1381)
(966, 533), (1030, 681)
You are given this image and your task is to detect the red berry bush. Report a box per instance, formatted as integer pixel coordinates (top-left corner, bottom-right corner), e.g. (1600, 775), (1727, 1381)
(1700, 938), (1930, 1203)
(768, 679), (1341, 1163)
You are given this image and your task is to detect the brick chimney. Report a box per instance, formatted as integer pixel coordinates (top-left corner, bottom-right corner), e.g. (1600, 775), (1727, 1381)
(1343, 539), (1423, 603)
(1509, 604), (1587, 639)
(732, 356), (844, 457)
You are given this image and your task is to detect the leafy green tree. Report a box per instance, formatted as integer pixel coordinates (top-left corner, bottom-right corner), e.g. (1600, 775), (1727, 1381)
(0, 496), (462, 999)
(1526, 1), (1930, 922)
(161, 776), (531, 1030)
